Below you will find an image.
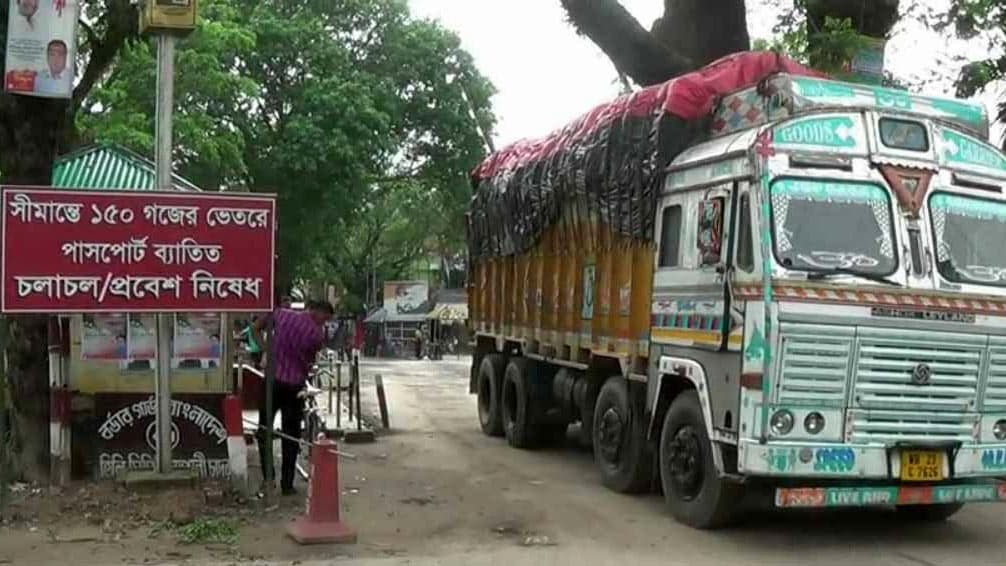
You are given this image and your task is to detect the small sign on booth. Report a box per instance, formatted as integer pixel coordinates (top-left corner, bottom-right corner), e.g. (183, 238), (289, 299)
(140, 0), (198, 35)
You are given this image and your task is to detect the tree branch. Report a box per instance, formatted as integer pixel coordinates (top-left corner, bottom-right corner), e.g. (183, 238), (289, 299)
(72, 0), (139, 115)
(559, 0), (696, 86)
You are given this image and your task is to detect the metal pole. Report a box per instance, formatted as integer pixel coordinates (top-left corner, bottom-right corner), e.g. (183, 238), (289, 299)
(354, 352), (362, 432)
(153, 34), (177, 474)
(263, 317), (276, 487)
(336, 362), (342, 429)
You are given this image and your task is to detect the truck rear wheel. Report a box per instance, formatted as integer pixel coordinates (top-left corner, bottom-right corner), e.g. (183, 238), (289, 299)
(592, 377), (652, 493)
(477, 354), (505, 437)
(502, 357), (535, 448)
(659, 390), (741, 529)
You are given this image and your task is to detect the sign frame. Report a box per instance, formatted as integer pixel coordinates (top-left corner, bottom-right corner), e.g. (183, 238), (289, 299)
(0, 185), (277, 314)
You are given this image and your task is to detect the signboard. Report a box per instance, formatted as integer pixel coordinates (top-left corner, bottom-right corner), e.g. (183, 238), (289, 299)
(382, 281), (430, 315)
(140, 0), (197, 34)
(95, 393), (229, 479)
(773, 114), (866, 154)
(4, 0), (79, 98)
(939, 127), (1006, 178)
(1, 187), (276, 313)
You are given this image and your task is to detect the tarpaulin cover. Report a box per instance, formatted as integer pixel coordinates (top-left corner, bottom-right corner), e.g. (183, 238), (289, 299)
(468, 51), (826, 259)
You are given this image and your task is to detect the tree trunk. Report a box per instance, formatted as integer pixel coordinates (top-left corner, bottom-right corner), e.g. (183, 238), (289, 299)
(805, 0), (900, 40)
(651, 0), (749, 69)
(561, 0), (902, 87)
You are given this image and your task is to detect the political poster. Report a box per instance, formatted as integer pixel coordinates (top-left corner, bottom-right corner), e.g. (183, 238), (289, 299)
(4, 0), (78, 99)
(81, 313), (127, 360)
(173, 312), (222, 365)
(127, 314), (157, 361)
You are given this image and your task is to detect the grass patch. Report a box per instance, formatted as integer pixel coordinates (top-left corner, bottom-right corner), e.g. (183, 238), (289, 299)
(178, 517), (238, 545)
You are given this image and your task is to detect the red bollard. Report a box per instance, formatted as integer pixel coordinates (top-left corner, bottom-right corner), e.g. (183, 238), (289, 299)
(286, 438), (357, 544)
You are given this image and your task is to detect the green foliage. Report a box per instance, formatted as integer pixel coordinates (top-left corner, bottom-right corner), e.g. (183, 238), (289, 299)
(178, 517), (238, 545)
(758, 5), (870, 76)
(937, 0), (1006, 144)
(78, 0), (495, 292)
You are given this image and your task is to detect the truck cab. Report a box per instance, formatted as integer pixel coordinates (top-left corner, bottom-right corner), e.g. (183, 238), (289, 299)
(653, 74), (1006, 524)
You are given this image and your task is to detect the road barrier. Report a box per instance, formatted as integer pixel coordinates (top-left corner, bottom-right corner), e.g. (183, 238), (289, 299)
(286, 437), (357, 545)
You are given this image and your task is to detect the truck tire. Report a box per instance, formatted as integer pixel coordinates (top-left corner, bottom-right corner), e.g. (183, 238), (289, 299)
(477, 354), (505, 437)
(895, 503), (964, 521)
(659, 390), (741, 529)
(502, 357), (535, 448)
(592, 377), (652, 493)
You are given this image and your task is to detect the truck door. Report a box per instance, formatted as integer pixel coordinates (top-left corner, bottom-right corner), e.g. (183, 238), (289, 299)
(651, 184), (732, 351)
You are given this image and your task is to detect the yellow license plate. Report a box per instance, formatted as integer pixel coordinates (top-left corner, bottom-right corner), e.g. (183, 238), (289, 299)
(900, 450), (944, 481)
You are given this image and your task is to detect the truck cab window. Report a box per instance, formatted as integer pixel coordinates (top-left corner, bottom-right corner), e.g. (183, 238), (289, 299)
(659, 205), (682, 268)
(737, 193), (754, 271)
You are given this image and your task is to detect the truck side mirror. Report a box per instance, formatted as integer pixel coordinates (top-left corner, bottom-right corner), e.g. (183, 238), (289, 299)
(697, 197), (725, 266)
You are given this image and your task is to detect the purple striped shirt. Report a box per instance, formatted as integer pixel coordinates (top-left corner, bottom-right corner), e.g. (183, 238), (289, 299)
(271, 308), (323, 385)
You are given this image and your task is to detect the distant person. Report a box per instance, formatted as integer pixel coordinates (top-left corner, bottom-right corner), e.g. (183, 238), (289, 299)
(35, 39), (69, 95)
(242, 317), (263, 367)
(252, 300), (334, 495)
(413, 326), (423, 359)
(115, 334), (127, 359)
(209, 334), (221, 359)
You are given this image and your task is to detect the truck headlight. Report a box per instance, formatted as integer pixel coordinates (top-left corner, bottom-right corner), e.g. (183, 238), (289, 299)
(804, 412), (825, 435)
(994, 419), (1006, 441)
(770, 410), (794, 436)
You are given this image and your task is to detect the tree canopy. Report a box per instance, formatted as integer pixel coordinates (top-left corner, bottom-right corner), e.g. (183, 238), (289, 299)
(79, 0), (496, 298)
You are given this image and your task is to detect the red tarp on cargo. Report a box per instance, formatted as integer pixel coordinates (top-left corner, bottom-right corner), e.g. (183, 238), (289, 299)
(468, 51), (826, 259)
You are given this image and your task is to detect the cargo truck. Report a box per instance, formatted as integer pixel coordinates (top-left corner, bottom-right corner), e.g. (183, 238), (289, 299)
(466, 52), (1006, 528)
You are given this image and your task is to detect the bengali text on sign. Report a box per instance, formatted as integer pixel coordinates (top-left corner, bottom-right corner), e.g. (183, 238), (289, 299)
(1, 187), (276, 313)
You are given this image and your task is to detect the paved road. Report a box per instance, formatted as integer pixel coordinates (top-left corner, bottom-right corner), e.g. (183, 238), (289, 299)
(316, 357), (1006, 566)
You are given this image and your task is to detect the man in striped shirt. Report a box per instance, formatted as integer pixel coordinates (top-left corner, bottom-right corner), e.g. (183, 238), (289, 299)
(253, 300), (334, 495)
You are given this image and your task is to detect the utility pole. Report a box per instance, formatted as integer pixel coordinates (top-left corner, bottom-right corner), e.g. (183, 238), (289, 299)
(142, 0), (198, 475)
(153, 33), (177, 474)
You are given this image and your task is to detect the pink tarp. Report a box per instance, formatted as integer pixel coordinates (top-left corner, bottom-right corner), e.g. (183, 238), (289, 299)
(473, 51), (825, 180)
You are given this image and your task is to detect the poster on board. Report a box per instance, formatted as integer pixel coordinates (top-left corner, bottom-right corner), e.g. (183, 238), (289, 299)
(127, 314), (156, 361)
(4, 0), (78, 99)
(81, 313), (127, 360)
(173, 313), (221, 367)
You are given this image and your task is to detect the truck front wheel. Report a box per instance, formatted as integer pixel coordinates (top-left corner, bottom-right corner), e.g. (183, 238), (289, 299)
(477, 354), (505, 437)
(660, 390), (741, 529)
(592, 377), (652, 493)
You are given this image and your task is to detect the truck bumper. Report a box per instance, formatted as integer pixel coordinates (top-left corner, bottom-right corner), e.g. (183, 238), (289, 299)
(740, 439), (1006, 479)
(775, 481), (1006, 508)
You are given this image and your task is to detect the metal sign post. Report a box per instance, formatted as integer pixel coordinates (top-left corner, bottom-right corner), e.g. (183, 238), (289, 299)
(153, 33), (177, 473)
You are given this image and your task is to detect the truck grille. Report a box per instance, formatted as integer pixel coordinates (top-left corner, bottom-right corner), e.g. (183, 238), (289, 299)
(775, 324), (987, 445)
(777, 323), (852, 406)
(853, 327), (983, 413)
(983, 339), (1006, 412)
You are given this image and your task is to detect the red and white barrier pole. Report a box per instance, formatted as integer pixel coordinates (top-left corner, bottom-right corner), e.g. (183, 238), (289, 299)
(48, 316), (70, 486)
(222, 395), (248, 491)
(286, 438), (357, 544)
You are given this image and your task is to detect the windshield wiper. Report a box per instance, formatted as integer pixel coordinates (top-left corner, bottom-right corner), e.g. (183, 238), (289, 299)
(805, 268), (900, 286)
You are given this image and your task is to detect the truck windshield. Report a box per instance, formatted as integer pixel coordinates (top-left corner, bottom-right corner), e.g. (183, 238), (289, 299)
(769, 178), (897, 276)
(930, 192), (1006, 286)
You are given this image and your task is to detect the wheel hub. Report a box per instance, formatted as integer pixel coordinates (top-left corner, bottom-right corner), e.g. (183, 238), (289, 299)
(597, 407), (625, 463)
(667, 426), (703, 500)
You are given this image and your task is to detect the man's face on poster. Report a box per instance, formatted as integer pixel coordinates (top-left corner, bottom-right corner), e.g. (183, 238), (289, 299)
(17, 0), (38, 18)
(48, 42), (67, 76)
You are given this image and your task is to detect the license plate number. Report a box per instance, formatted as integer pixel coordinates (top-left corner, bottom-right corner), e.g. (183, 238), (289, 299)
(901, 450), (944, 481)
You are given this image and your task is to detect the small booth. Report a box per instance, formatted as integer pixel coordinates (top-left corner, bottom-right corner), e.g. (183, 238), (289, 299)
(426, 289), (468, 359)
(49, 144), (239, 480)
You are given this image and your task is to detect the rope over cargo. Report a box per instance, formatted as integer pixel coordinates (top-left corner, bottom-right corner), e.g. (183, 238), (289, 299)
(467, 51), (825, 260)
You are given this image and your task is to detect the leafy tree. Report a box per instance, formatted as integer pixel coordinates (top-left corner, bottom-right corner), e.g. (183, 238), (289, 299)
(0, 0), (140, 482)
(940, 0), (1006, 140)
(81, 0), (495, 295)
